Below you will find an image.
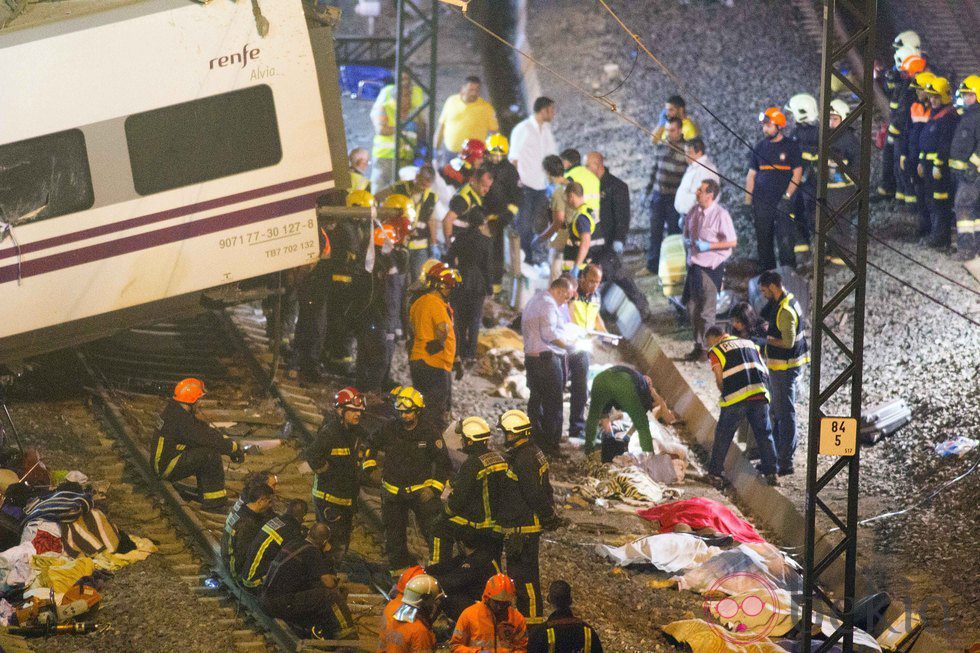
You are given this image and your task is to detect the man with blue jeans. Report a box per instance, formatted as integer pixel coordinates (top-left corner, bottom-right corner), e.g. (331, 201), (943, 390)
(759, 271), (809, 475)
(705, 327), (779, 486)
(509, 97), (558, 265)
(645, 117), (688, 274)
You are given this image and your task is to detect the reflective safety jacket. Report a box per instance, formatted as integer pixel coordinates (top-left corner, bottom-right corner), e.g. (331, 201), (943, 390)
(373, 83), (424, 160)
(378, 602), (437, 653)
(504, 440), (556, 533)
(564, 164), (601, 213)
(153, 400), (237, 480)
(562, 207), (601, 270)
(906, 101), (932, 178)
(445, 446), (527, 534)
(888, 77), (914, 141)
(448, 183), (486, 231)
(240, 514), (304, 589)
(367, 418), (452, 496)
(527, 609), (604, 653)
(918, 105), (960, 177)
(950, 103), (980, 175)
(709, 335), (770, 407)
(790, 123), (819, 185)
(569, 290), (601, 330)
(762, 292), (809, 371)
(306, 413), (374, 508)
(221, 500), (272, 580)
(450, 601), (528, 653)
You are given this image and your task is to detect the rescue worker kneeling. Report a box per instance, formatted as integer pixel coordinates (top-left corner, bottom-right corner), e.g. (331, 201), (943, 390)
(239, 499), (309, 591)
(306, 387), (374, 562)
(260, 523), (355, 640)
(221, 482), (275, 583)
(154, 378), (245, 513)
(378, 574), (444, 652)
(371, 386), (452, 570)
(443, 417), (526, 565)
(450, 573), (527, 652)
(500, 410), (560, 627)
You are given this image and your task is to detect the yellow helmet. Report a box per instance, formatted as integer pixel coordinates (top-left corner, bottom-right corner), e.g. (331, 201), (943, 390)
(498, 409), (532, 447)
(457, 416), (492, 445)
(959, 75), (980, 97)
(418, 258), (441, 283)
(382, 193), (417, 222)
(390, 385), (425, 412)
(924, 76), (952, 104)
(910, 71), (936, 91)
(486, 133), (509, 155)
(346, 189), (374, 208)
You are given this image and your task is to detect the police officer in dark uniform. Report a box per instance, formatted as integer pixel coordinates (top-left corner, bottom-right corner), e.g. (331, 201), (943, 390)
(442, 167), (494, 249)
(221, 482), (275, 583)
(561, 182), (603, 278)
(153, 378), (245, 512)
(369, 386), (452, 570)
(239, 499), (309, 591)
(305, 387), (374, 561)
(950, 75), (980, 260)
(918, 77), (961, 250)
(785, 94), (820, 262)
(483, 134), (521, 294)
(443, 417), (526, 566)
(745, 107), (803, 272)
(499, 410), (560, 627)
(527, 581), (604, 653)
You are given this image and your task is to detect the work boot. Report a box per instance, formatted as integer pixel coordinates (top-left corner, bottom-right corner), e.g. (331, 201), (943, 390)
(953, 247), (977, 262)
(683, 346), (706, 362)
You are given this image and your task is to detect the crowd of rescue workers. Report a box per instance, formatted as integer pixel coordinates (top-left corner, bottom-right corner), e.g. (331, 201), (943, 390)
(149, 28), (979, 651)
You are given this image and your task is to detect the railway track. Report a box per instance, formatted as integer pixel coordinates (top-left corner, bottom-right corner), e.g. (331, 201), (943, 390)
(71, 308), (430, 651)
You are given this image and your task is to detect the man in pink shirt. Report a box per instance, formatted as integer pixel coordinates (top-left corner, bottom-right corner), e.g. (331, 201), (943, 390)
(682, 179), (737, 361)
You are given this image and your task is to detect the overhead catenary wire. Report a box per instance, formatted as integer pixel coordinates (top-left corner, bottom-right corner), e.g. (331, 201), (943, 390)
(453, 7), (980, 329)
(594, 0), (980, 301)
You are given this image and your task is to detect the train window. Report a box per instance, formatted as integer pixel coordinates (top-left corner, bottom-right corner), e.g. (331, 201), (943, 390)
(125, 85), (282, 196)
(0, 129), (95, 226)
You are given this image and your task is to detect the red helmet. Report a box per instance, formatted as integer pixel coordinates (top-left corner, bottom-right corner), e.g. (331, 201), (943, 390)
(334, 387), (365, 411)
(759, 107), (787, 129)
(460, 139), (486, 164)
(425, 261), (461, 290)
(173, 378), (206, 404)
(482, 573), (517, 603)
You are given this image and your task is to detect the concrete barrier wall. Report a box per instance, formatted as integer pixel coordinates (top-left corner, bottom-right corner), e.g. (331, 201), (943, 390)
(601, 284), (944, 652)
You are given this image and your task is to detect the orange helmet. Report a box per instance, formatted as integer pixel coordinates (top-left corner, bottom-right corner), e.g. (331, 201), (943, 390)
(482, 573), (517, 603)
(395, 565), (426, 594)
(759, 107), (787, 129)
(373, 223), (398, 247)
(334, 387), (365, 411)
(425, 261), (462, 290)
(900, 53), (927, 76)
(173, 378), (206, 404)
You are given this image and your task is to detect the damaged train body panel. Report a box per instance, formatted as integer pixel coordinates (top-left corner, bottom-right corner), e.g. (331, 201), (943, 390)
(0, 0), (348, 364)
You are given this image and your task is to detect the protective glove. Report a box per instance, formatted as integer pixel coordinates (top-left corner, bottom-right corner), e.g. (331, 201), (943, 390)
(932, 165), (942, 181)
(229, 444), (246, 464)
(695, 239), (711, 253)
(900, 154), (907, 171)
(428, 243), (443, 260)
(777, 196), (795, 220)
(425, 339), (444, 356)
(612, 240), (624, 255)
(568, 265), (581, 280)
(917, 163), (925, 178)
(453, 358), (464, 381)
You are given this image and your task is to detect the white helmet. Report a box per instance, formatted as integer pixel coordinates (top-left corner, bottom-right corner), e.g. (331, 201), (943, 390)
(893, 45), (919, 69)
(829, 99), (851, 120)
(785, 93), (819, 125)
(892, 30), (921, 52)
(401, 574), (443, 607)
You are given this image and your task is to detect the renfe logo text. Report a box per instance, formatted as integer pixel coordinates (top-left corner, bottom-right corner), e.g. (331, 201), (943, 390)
(210, 44), (261, 70)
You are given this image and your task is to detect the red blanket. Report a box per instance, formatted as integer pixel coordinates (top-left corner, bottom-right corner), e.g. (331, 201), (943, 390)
(637, 497), (765, 543)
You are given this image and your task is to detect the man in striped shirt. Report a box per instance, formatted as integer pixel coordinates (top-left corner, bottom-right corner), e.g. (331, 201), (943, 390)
(645, 117), (689, 275)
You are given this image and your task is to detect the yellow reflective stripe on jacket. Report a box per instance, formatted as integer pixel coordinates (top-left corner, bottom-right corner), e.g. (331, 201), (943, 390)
(801, 152), (819, 161)
(476, 462), (509, 479)
(584, 627), (593, 652)
(329, 448), (351, 456)
(382, 479), (445, 494)
(767, 355), (810, 370)
(546, 628), (556, 653)
(949, 159), (969, 170)
(719, 383), (771, 407)
(933, 192), (950, 200)
(408, 239), (429, 250)
(570, 296), (601, 329)
(311, 479), (353, 506)
(331, 275), (352, 283)
(155, 438), (182, 479)
(202, 489), (227, 499)
(888, 125), (901, 135)
(243, 525), (284, 587)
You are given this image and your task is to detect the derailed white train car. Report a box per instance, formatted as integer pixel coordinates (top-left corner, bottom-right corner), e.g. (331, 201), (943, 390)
(0, 0), (350, 363)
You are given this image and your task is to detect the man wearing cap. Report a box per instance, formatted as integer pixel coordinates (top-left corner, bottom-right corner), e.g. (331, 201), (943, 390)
(528, 581), (604, 653)
(745, 108), (803, 271)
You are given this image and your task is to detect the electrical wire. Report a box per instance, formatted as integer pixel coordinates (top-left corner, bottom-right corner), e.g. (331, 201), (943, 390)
(594, 48), (639, 101)
(594, 0), (980, 300)
(454, 7), (980, 329)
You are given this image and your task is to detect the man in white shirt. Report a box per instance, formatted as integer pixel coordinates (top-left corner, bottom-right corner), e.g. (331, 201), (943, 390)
(674, 138), (720, 219)
(509, 97), (558, 265)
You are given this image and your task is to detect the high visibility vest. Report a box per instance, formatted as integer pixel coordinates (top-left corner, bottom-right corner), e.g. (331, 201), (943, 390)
(570, 293), (600, 329)
(450, 183), (483, 229)
(372, 84), (424, 160)
(562, 207), (601, 270)
(564, 165), (601, 213)
(764, 292), (810, 370)
(351, 170), (370, 192)
(710, 336), (770, 406)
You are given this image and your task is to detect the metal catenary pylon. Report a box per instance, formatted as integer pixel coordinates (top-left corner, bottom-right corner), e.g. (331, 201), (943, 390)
(802, 0), (877, 650)
(393, 0), (438, 179)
